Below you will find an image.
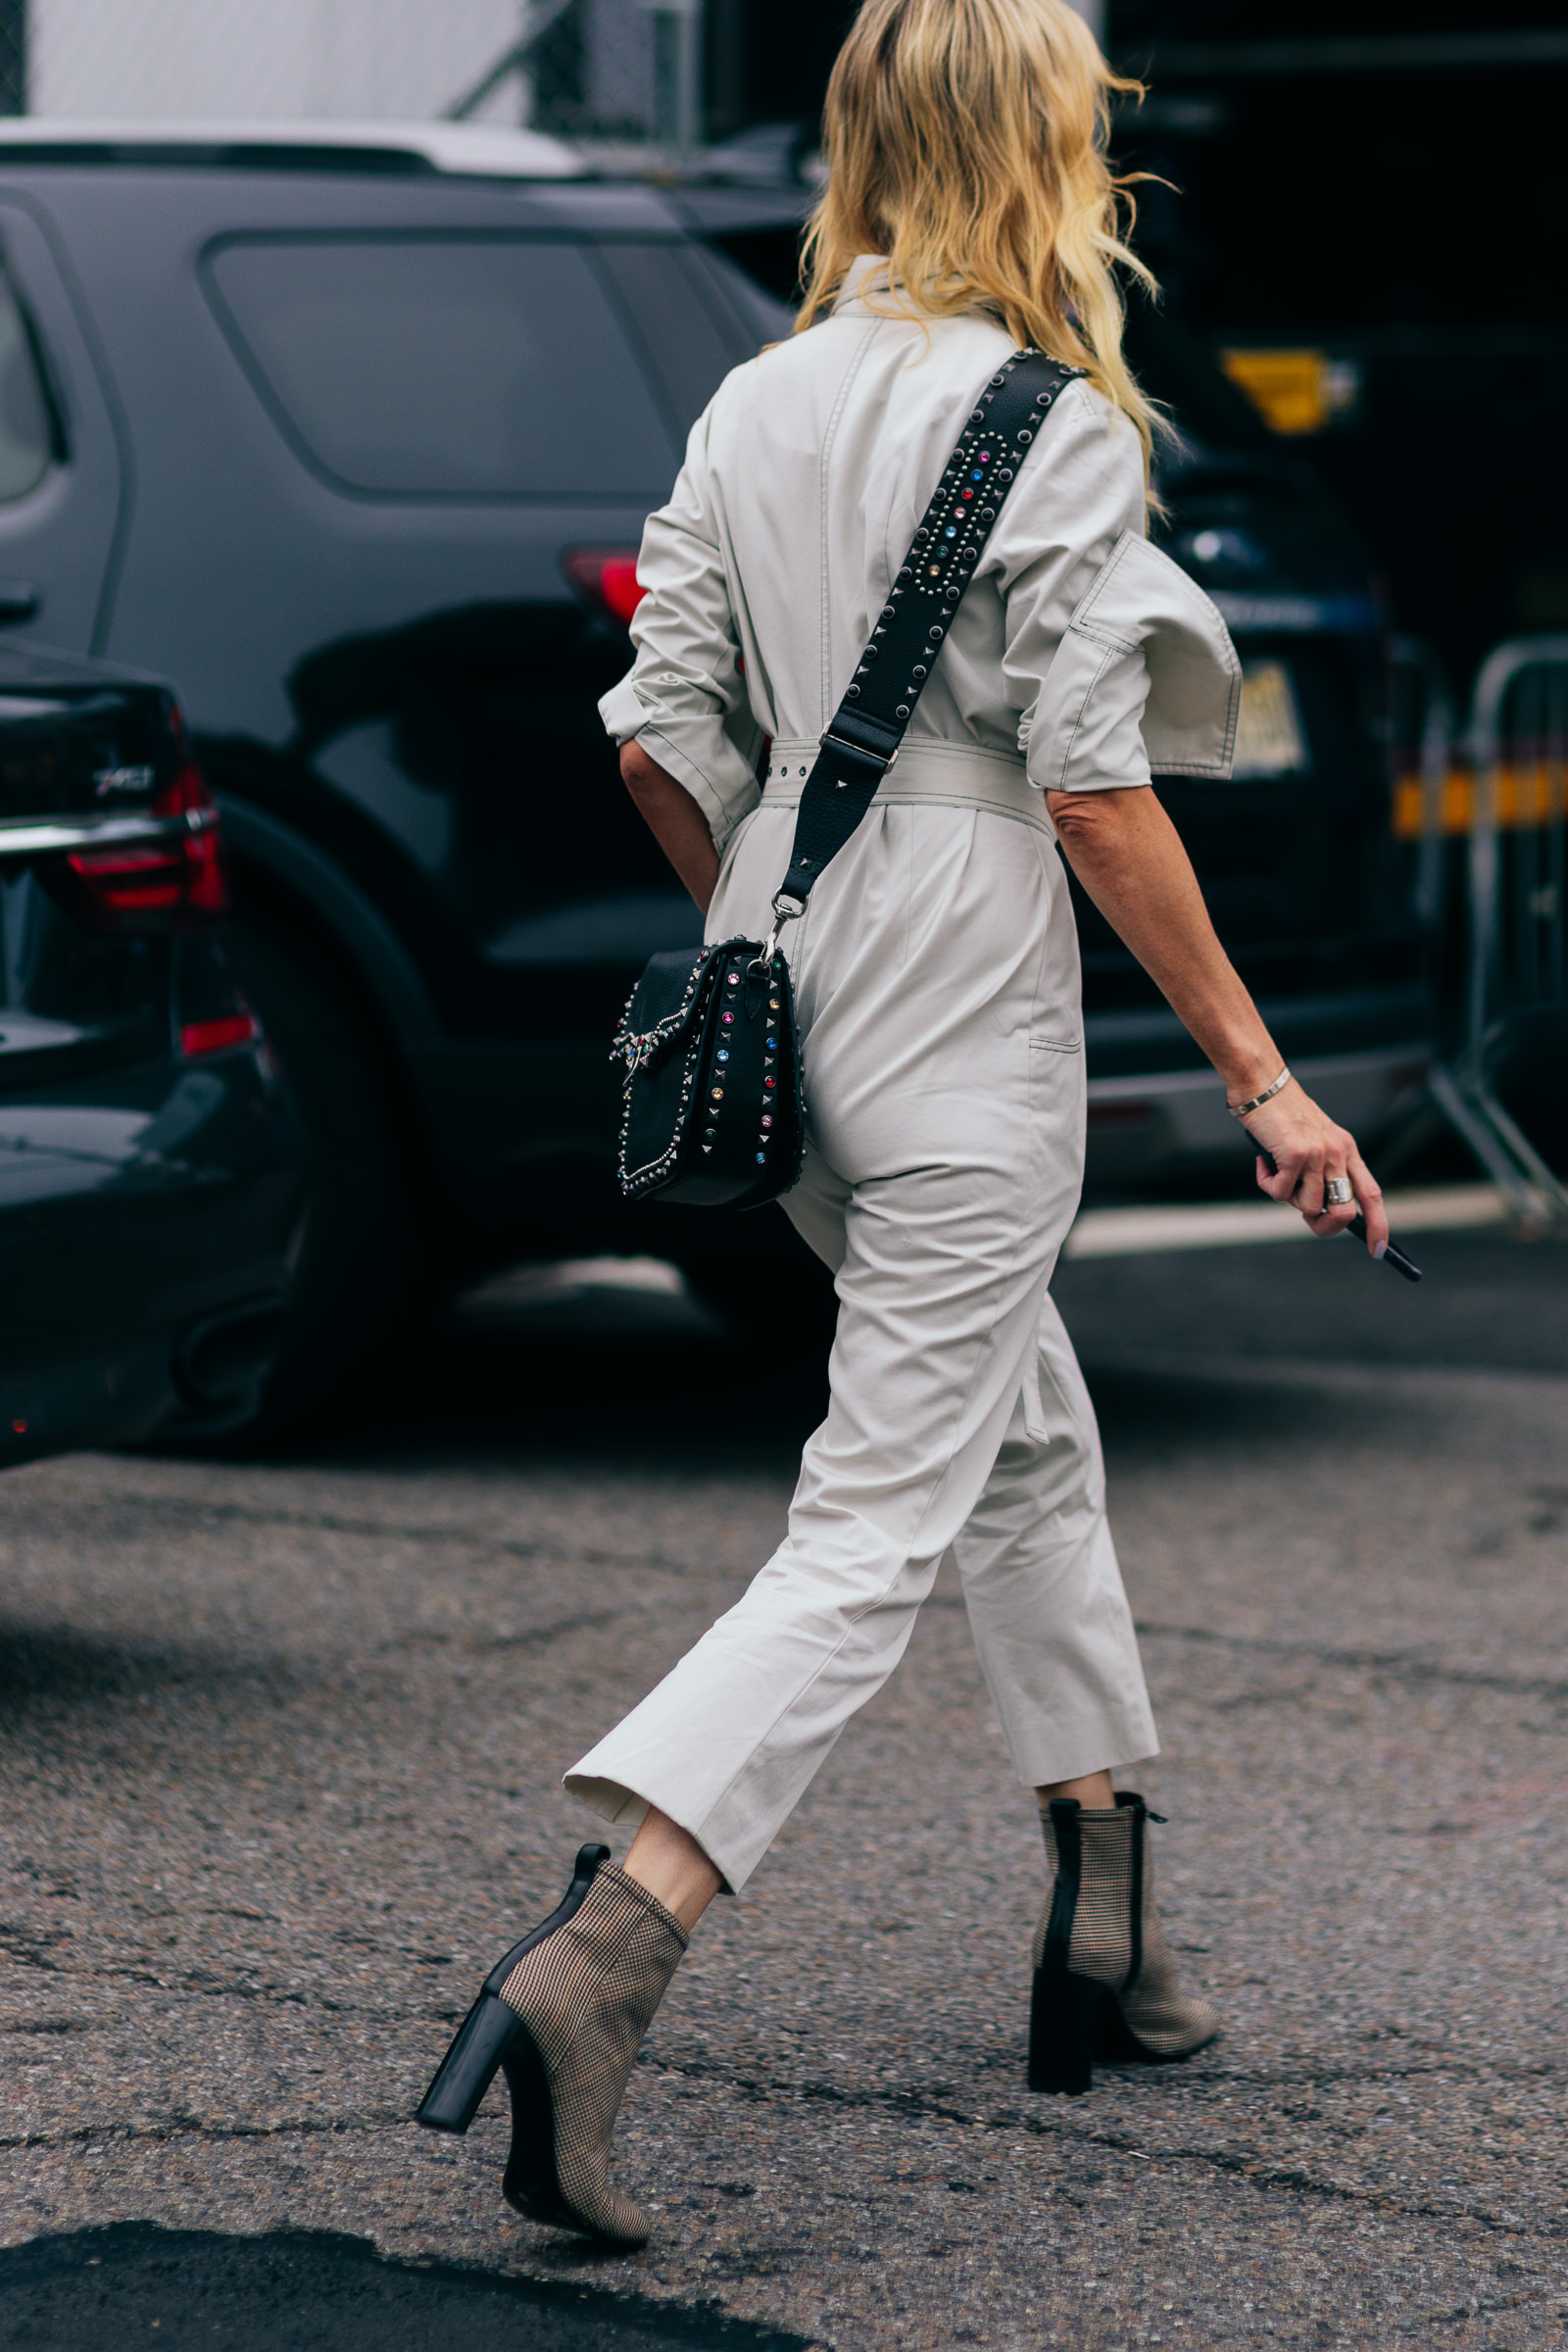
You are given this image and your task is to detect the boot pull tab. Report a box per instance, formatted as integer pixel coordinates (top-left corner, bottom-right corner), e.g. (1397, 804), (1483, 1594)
(1113, 1791), (1166, 1824)
(570, 1842), (612, 1894)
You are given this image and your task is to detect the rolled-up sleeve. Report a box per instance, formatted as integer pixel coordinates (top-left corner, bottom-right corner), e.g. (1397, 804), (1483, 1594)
(1031, 530), (1242, 790)
(598, 400), (765, 854)
(989, 386), (1241, 792)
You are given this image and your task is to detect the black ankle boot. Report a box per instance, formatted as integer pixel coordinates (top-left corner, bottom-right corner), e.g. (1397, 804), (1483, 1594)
(1029, 1792), (1221, 2095)
(416, 1842), (687, 2244)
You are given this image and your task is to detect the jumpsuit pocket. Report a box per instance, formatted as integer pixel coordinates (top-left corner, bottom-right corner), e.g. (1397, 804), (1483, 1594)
(1022, 1348), (1053, 1446)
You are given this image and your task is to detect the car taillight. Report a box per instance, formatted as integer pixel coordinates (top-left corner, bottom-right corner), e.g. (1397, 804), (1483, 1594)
(66, 761), (228, 932)
(563, 547), (646, 627)
(180, 1007), (261, 1059)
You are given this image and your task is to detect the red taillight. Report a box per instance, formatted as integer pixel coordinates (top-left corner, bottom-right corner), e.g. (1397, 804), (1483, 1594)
(180, 1008), (260, 1059)
(563, 547), (647, 627)
(66, 760), (228, 931)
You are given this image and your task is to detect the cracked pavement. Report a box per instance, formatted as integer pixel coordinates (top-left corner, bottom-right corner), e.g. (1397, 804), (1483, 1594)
(2, 1225), (1567, 2348)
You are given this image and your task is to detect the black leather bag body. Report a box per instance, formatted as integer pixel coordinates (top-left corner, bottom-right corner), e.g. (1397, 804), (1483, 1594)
(611, 347), (1082, 1210)
(612, 939), (803, 1207)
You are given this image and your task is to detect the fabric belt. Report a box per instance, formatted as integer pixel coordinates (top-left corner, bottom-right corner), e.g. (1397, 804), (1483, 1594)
(760, 738), (1053, 832)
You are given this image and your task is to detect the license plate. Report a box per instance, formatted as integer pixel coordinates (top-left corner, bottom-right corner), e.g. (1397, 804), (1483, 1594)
(1230, 659), (1310, 779)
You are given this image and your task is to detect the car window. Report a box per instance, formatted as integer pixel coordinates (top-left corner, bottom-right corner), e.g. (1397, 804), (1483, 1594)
(592, 241), (759, 435)
(203, 235), (679, 499)
(0, 259), (56, 503)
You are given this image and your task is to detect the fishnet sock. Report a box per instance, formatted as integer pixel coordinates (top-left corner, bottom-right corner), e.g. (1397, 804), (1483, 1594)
(1034, 1802), (1220, 2060)
(499, 1862), (687, 2243)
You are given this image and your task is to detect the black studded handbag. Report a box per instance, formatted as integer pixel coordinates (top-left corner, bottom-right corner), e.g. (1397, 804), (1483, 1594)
(611, 348), (1083, 1208)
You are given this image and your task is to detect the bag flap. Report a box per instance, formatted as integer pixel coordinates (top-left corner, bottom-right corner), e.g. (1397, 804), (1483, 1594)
(612, 944), (719, 1074)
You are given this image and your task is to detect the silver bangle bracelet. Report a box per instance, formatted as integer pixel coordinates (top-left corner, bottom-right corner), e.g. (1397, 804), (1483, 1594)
(1228, 1066), (1292, 1121)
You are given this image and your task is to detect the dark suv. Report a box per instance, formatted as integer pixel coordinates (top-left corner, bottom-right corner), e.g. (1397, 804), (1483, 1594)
(0, 123), (1429, 1425)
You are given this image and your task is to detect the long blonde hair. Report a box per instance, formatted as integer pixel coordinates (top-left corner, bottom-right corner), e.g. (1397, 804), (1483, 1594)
(797, 0), (1158, 466)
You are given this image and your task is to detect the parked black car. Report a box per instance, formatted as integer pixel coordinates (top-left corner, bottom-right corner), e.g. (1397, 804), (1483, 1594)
(0, 122), (1428, 1429)
(0, 637), (300, 1465)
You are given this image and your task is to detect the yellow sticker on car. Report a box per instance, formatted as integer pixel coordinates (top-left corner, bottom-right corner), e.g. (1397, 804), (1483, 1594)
(1219, 348), (1360, 437)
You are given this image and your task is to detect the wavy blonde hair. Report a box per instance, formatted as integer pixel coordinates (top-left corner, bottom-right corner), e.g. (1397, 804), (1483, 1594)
(797, 0), (1158, 466)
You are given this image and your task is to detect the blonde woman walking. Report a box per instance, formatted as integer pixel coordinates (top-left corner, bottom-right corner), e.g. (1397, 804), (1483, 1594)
(417, 0), (1388, 2242)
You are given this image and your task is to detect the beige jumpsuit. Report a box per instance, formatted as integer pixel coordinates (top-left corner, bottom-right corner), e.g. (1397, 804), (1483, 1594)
(567, 260), (1242, 1892)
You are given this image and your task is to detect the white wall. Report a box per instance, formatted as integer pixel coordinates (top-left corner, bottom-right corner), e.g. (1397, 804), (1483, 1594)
(28, 0), (524, 122)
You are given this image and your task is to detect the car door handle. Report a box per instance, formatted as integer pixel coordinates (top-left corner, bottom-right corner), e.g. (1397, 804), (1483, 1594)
(0, 581), (40, 623)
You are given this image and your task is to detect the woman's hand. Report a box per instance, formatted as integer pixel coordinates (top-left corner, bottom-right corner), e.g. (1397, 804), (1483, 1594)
(1237, 1078), (1390, 1254)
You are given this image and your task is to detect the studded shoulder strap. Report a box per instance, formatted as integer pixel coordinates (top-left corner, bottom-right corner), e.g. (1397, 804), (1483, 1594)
(767, 348), (1085, 938)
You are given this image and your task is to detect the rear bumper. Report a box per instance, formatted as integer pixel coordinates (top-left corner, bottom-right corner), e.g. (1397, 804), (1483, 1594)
(1080, 980), (1434, 1194)
(0, 1042), (303, 1465)
(1084, 1042), (1433, 1194)
(409, 985), (1437, 1251)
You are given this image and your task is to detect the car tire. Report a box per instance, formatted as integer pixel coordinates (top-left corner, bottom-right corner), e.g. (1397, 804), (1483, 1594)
(216, 920), (424, 1443)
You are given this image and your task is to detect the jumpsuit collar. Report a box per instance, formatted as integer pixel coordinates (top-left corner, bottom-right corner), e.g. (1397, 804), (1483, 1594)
(832, 254), (896, 315)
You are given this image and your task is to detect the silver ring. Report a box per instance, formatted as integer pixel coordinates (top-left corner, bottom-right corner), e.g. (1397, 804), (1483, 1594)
(1325, 1177), (1353, 1206)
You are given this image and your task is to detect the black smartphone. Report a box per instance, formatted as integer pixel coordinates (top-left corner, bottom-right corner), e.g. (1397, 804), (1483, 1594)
(1255, 1149), (1422, 1283)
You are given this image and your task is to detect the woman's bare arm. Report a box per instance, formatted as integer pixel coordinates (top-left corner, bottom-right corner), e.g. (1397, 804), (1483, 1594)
(621, 741), (720, 915)
(1047, 783), (1389, 1252)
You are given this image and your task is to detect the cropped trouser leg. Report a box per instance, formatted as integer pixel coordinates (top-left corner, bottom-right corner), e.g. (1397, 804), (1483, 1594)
(565, 1151), (1155, 1893)
(565, 762), (1157, 1892)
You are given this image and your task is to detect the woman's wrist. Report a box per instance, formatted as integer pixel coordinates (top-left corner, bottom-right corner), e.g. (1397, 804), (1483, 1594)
(1227, 1066), (1294, 1122)
(1220, 1048), (1290, 1109)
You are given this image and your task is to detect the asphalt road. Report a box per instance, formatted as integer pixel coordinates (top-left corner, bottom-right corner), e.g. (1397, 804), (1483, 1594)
(3, 1220), (1568, 2349)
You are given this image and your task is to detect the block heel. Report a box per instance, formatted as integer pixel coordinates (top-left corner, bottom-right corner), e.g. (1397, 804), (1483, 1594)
(416, 1989), (523, 2132)
(1028, 1964), (1101, 2094)
(415, 1841), (609, 2136)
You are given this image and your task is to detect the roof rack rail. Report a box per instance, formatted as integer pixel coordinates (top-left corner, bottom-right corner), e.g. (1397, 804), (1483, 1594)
(0, 118), (588, 181)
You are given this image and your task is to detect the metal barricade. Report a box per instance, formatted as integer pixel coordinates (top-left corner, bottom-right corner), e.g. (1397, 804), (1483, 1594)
(1431, 634), (1568, 1223)
(1388, 634), (1457, 935)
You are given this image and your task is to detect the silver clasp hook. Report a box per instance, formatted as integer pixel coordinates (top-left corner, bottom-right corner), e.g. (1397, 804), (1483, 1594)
(752, 890), (804, 976)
